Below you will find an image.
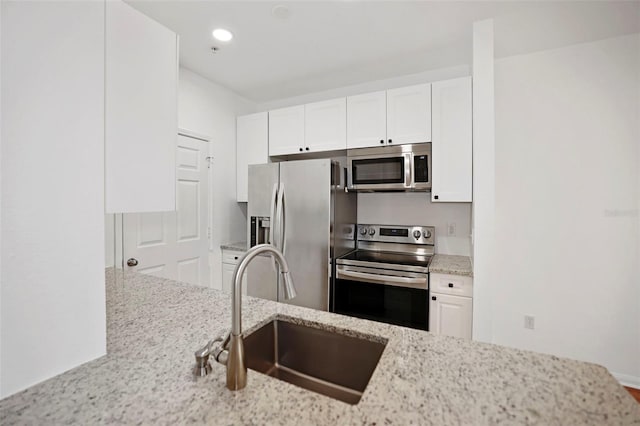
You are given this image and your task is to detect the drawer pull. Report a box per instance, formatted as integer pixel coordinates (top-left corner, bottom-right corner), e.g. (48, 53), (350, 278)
(431, 296), (437, 300)
(448, 283), (454, 288)
(234, 256), (238, 260)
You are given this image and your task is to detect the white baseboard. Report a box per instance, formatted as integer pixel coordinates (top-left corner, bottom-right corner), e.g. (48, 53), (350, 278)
(612, 372), (640, 389)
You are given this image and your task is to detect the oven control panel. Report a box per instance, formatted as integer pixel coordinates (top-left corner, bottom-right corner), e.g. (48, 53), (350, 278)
(356, 224), (435, 245)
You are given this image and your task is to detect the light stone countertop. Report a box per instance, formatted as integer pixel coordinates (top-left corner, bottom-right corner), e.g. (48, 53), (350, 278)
(221, 241), (248, 252)
(1, 269), (638, 425)
(430, 254), (473, 277)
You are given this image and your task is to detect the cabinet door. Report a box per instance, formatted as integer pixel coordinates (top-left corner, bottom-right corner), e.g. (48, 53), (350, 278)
(305, 98), (347, 152)
(222, 262), (235, 293)
(221, 249), (249, 294)
(429, 293), (472, 339)
(386, 83), (431, 145)
(105, 0), (178, 213)
(346, 91), (387, 149)
(268, 105), (305, 156)
(431, 77), (472, 202)
(236, 112), (268, 202)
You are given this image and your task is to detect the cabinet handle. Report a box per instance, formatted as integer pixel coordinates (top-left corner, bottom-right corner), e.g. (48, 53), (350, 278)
(388, 139), (392, 144)
(299, 148), (303, 152)
(234, 256), (238, 260)
(305, 147), (309, 151)
(434, 195), (439, 200)
(448, 283), (454, 288)
(380, 140), (384, 144)
(431, 296), (437, 300)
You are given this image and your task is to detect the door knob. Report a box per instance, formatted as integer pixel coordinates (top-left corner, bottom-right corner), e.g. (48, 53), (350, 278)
(127, 258), (139, 267)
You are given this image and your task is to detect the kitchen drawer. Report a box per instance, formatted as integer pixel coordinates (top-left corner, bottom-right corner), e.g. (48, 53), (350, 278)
(430, 273), (473, 297)
(222, 250), (244, 265)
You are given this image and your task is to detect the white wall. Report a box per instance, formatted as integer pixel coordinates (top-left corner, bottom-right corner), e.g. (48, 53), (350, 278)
(0, 0), (3, 388)
(105, 214), (115, 267)
(260, 64), (470, 110)
(178, 68), (257, 288)
(491, 34), (640, 386)
(471, 20), (496, 343)
(358, 193), (471, 256)
(104, 213), (123, 269)
(1, 1), (106, 397)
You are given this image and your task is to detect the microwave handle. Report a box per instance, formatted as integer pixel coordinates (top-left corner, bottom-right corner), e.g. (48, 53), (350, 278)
(404, 152), (412, 189)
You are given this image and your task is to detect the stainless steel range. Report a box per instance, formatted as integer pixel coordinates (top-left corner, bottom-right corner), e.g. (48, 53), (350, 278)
(332, 224), (435, 330)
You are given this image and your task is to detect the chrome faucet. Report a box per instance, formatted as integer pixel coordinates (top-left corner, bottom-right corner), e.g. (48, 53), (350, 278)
(195, 244), (296, 391)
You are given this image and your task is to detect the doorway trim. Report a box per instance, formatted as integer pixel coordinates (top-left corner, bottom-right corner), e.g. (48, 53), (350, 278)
(178, 127), (210, 143)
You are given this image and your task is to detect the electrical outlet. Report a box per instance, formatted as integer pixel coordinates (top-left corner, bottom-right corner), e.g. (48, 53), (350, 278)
(524, 315), (535, 330)
(447, 222), (457, 236)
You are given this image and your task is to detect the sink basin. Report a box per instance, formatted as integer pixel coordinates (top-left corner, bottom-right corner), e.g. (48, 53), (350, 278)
(244, 317), (387, 404)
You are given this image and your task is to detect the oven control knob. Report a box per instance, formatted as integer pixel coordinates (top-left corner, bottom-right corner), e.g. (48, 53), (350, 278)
(368, 228), (375, 236)
(423, 230), (432, 239)
(359, 227), (367, 236)
(413, 230), (421, 239)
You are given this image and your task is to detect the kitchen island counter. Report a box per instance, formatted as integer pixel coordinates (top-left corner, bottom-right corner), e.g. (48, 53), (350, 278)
(1, 270), (637, 425)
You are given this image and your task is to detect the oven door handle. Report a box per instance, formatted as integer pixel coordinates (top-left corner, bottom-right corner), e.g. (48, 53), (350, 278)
(336, 269), (428, 290)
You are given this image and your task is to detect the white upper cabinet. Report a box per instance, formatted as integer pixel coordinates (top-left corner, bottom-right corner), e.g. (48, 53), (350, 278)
(305, 98), (347, 152)
(346, 91), (387, 149)
(347, 84), (431, 149)
(431, 77), (472, 202)
(268, 105), (305, 156)
(105, 0), (178, 213)
(386, 83), (432, 145)
(236, 112), (268, 202)
(269, 99), (346, 156)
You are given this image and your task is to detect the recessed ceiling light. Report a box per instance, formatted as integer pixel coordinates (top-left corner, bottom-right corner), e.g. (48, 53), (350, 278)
(212, 28), (233, 42)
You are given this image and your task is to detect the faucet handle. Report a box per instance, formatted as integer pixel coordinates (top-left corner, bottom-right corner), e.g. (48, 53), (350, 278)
(211, 332), (230, 365)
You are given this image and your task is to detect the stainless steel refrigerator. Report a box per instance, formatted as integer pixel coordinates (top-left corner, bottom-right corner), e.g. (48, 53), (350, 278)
(247, 158), (356, 311)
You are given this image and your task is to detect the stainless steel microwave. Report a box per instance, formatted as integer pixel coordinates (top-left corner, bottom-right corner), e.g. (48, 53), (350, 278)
(347, 143), (431, 192)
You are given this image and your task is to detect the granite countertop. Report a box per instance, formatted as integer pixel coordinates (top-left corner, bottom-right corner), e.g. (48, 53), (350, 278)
(221, 241), (247, 252)
(1, 270), (638, 425)
(430, 254), (473, 277)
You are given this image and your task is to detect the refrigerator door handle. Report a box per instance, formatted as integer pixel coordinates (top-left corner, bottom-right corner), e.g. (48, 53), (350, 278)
(280, 183), (287, 256)
(268, 183), (278, 246)
(269, 182), (279, 273)
(275, 183), (285, 252)
(271, 183), (285, 297)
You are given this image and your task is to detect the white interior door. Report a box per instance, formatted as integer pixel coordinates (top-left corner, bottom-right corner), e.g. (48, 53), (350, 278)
(123, 134), (210, 286)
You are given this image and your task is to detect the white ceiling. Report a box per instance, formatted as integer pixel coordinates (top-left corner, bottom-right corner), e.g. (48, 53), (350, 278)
(127, 1), (640, 103)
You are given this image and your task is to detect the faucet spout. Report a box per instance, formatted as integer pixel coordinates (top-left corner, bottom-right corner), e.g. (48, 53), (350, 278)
(226, 243), (296, 390)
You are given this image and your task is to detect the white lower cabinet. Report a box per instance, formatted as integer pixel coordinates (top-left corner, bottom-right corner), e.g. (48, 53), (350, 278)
(429, 273), (473, 339)
(221, 250), (248, 294)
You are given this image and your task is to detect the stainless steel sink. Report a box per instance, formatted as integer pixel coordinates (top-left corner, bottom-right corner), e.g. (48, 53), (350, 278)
(244, 317), (387, 405)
